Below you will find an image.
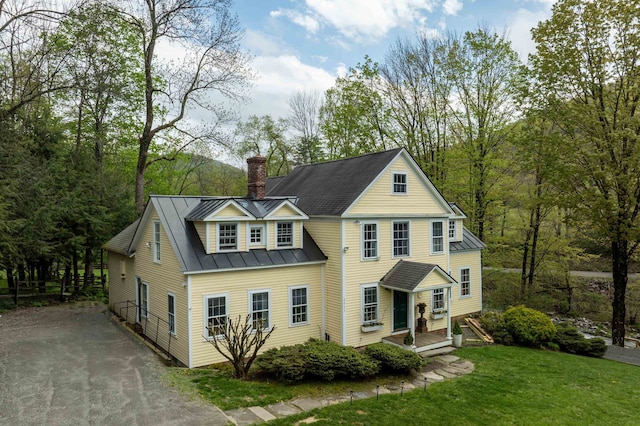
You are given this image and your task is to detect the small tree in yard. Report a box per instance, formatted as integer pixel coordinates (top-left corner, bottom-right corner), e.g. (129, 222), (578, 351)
(206, 315), (275, 379)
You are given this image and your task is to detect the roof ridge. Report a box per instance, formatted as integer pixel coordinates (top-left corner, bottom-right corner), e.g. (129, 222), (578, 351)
(292, 147), (403, 170)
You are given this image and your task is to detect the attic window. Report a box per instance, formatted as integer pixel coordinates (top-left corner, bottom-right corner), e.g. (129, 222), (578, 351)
(392, 172), (407, 194)
(218, 224), (238, 251)
(276, 222), (293, 248)
(449, 220), (456, 239)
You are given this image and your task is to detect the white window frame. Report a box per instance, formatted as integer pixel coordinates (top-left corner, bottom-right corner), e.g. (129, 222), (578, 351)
(432, 288), (445, 311)
(249, 224), (265, 246)
(249, 289), (271, 331)
(276, 222), (294, 248)
(430, 220), (444, 254)
(449, 220), (456, 239)
(361, 222), (379, 260)
(460, 267), (471, 298)
(140, 280), (149, 319)
(217, 223), (238, 251)
(361, 284), (379, 324)
(392, 220), (410, 258)
(168, 292), (176, 336)
(204, 293), (228, 339)
(289, 285), (309, 327)
(153, 221), (161, 263)
(392, 172), (408, 194)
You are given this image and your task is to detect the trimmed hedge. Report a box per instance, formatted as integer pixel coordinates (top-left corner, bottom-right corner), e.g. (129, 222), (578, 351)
(363, 343), (423, 372)
(503, 305), (556, 347)
(552, 323), (607, 358)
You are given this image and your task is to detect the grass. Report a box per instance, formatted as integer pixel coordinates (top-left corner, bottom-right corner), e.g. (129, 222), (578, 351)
(166, 346), (640, 425)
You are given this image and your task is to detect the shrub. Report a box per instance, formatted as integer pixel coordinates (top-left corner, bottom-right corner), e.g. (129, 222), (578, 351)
(503, 305), (556, 347)
(479, 311), (514, 345)
(452, 321), (463, 335)
(552, 323), (607, 358)
(256, 339), (379, 383)
(363, 343), (422, 372)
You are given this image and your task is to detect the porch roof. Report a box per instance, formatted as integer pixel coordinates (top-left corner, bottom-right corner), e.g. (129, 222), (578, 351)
(379, 260), (457, 292)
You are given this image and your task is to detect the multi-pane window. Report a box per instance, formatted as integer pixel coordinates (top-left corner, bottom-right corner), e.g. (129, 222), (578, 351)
(205, 295), (227, 338)
(153, 221), (161, 263)
(250, 225), (264, 245)
(218, 224), (237, 250)
(362, 223), (378, 259)
(393, 221), (410, 257)
(250, 291), (270, 330)
(168, 293), (176, 335)
(276, 222), (293, 247)
(362, 285), (378, 323)
(393, 172), (407, 194)
(432, 288), (444, 311)
(449, 220), (456, 239)
(290, 286), (308, 325)
(139, 280), (149, 319)
(460, 268), (471, 297)
(431, 221), (444, 254)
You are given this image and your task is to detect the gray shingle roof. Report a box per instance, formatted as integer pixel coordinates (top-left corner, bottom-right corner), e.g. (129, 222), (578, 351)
(104, 219), (139, 255)
(184, 197), (298, 221)
(266, 148), (404, 216)
(379, 260), (455, 292)
(450, 227), (486, 252)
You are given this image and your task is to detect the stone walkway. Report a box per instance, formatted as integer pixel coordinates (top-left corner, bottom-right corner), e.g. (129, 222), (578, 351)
(223, 352), (475, 425)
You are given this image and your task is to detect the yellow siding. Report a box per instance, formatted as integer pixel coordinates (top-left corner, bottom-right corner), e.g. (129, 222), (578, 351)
(131, 209), (190, 367)
(214, 204), (250, 218)
(449, 250), (483, 317)
(415, 272), (451, 291)
(194, 221), (208, 253)
(303, 219), (342, 343)
(108, 253), (136, 315)
(189, 264), (324, 367)
(270, 204), (302, 217)
(347, 156), (449, 216)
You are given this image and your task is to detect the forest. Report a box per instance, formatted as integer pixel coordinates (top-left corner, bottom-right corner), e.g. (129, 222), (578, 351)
(1, 0), (639, 344)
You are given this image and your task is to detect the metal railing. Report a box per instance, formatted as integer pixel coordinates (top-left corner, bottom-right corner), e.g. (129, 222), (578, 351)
(111, 300), (176, 363)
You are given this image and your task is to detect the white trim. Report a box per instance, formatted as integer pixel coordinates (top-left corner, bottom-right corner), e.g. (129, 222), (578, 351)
(263, 199), (309, 220)
(152, 221), (161, 263)
(248, 224), (265, 247)
(248, 289), (272, 331)
(203, 292), (229, 340)
(360, 221), (379, 260)
(288, 284), (310, 327)
(275, 221), (295, 249)
(430, 219), (445, 255)
(449, 219), (456, 240)
(341, 220), (346, 345)
(321, 264), (326, 339)
(216, 222), (239, 252)
(360, 283), (380, 325)
(183, 260), (327, 275)
(167, 292), (177, 336)
(205, 222), (211, 254)
(187, 275), (193, 368)
(391, 220), (411, 258)
(431, 288), (445, 311)
(202, 199), (254, 221)
(459, 267), (471, 298)
(299, 222), (304, 249)
(391, 171), (408, 195)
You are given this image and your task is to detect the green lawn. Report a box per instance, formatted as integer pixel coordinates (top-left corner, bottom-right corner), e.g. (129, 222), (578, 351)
(166, 346), (640, 425)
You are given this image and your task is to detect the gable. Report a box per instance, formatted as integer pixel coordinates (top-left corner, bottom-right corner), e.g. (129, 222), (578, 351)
(344, 152), (453, 217)
(265, 201), (307, 219)
(209, 203), (252, 219)
(414, 269), (455, 291)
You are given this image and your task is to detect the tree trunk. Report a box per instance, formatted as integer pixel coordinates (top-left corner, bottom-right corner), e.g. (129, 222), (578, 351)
(611, 238), (628, 347)
(6, 267), (14, 291)
(73, 250), (80, 293)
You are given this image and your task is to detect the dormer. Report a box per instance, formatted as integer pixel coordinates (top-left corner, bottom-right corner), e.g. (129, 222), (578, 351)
(448, 203), (467, 243)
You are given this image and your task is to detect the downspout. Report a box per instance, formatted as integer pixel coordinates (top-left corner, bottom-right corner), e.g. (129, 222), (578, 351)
(187, 274), (193, 368)
(446, 287), (452, 339)
(321, 263), (326, 340)
(341, 219), (347, 346)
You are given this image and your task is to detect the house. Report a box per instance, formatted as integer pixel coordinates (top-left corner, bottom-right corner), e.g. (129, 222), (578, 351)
(106, 148), (484, 368)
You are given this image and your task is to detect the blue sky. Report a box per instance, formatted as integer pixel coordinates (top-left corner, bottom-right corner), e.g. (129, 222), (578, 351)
(232, 0), (556, 120)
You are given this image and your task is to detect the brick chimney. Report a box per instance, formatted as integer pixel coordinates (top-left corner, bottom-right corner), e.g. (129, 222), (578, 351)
(247, 156), (267, 199)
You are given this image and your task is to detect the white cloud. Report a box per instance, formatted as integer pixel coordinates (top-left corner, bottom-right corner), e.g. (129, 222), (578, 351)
(507, 6), (553, 61)
(442, 0), (463, 16)
(270, 8), (320, 33)
(304, 0), (437, 42)
(244, 30), (286, 56)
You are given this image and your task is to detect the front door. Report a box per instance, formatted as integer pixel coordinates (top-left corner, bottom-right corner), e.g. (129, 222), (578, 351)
(393, 291), (408, 331)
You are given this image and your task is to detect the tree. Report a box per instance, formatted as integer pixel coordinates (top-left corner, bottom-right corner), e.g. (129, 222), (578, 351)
(206, 315), (275, 379)
(113, 0), (252, 213)
(234, 115), (293, 176)
(288, 90), (324, 164)
(529, 0), (640, 345)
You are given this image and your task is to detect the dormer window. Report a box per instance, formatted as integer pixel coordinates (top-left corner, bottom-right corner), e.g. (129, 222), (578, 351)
(250, 225), (264, 246)
(218, 223), (238, 251)
(392, 172), (407, 194)
(449, 220), (456, 239)
(276, 222), (293, 248)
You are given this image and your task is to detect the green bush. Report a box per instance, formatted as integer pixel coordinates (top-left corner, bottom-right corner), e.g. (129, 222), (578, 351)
(256, 339), (379, 383)
(452, 321), (463, 335)
(503, 305), (556, 347)
(479, 311), (514, 345)
(552, 324), (607, 358)
(363, 343), (422, 372)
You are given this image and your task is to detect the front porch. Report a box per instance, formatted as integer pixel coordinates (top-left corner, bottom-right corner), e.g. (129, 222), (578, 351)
(382, 330), (451, 353)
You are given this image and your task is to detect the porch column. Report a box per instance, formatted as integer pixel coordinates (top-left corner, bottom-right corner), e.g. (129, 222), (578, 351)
(409, 292), (415, 339)
(446, 287), (451, 339)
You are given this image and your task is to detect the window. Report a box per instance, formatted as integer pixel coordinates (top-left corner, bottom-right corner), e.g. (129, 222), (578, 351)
(362, 284), (379, 323)
(218, 223), (237, 251)
(449, 220), (456, 239)
(362, 223), (378, 259)
(276, 222), (293, 248)
(138, 279), (149, 320)
(153, 221), (161, 263)
(431, 221), (444, 254)
(432, 288), (445, 311)
(250, 290), (270, 330)
(168, 293), (176, 335)
(205, 294), (227, 338)
(460, 268), (471, 297)
(289, 286), (308, 326)
(392, 172), (407, 194)
(393, 221), (410, 257)
(250, 225), (264, 246)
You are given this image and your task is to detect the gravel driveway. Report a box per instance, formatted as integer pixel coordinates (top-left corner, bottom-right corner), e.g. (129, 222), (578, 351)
(0, 302), (229, 425)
